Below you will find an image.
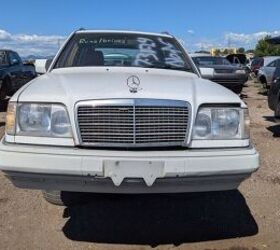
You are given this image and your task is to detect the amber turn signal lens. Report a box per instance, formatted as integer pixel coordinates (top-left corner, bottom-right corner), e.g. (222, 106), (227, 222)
(5, 102), (16, 135)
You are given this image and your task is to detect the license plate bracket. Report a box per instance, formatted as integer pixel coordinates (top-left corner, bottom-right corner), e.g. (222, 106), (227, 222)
(104, 160), (164, 186)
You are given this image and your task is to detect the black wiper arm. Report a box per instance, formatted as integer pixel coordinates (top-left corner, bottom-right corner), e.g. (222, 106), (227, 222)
(143, 64), (192, 72)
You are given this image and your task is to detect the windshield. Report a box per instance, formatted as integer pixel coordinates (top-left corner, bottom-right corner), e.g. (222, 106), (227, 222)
(54, 33), (193, 72)
(192, 56), (232, 66)
(0, 51), (9, 66)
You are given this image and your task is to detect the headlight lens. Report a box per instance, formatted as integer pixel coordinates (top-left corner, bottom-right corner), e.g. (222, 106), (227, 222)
(5, 103), (72, 138)
(193, 107), (249, 140)
(18, 104), (51, 133)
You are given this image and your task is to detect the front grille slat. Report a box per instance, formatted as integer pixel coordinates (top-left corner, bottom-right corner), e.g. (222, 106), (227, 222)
(77, 100), (190, 147)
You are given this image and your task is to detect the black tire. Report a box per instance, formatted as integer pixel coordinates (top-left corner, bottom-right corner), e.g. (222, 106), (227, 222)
(42, 190), (88, 206)
(275, 101), (280, 122)
(264, 81), (268, 90)
(260, 76), (268, 89)
(0, 80), (7, 100)
(232, 85), (243, 95)
(43, 190), (65, 206)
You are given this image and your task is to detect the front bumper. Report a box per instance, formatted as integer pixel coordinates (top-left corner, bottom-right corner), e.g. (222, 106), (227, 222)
(0, 139), (259, 193)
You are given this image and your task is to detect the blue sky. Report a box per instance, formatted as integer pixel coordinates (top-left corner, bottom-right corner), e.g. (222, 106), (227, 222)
(1, 0), (280, 56)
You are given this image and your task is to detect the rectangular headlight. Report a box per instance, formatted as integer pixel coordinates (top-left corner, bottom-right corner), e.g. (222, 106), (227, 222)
(6, 102), (72, 138)
(192, 107), (249, 140)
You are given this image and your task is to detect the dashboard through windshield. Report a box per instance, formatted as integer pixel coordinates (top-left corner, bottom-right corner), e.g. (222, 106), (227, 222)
(54, 33), (194, 72)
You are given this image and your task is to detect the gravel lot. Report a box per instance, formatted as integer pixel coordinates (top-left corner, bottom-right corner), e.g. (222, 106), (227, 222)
(0, 81), (279, 250)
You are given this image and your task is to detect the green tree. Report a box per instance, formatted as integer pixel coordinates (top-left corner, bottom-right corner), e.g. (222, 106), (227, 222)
(237, 47), (245, 54)
(214, 49), (221, 56)
(223, 49), (229, 55)
(255, 36), (280, 56)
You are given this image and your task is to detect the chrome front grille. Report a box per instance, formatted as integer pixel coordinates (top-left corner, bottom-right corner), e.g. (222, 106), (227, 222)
(76, 99), (190, 147)
(214, 69), (234, 74)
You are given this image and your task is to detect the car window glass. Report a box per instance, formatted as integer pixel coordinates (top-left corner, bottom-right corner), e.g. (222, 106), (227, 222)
(54, 33), (194, 72)
(0, 51), (9, 66)
(268, 60), (278, 67)
(13, 52), (22, 63)
(9, 52), (18, 64)
(276, 59), (280, 68)
(192, 56), (231, 66)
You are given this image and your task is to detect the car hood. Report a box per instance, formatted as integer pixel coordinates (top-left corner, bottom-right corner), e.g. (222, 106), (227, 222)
(15, 67), (243, 109)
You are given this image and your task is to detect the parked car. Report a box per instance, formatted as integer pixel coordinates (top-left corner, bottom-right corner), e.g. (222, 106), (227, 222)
(257, 57), (280, 89)
(266, 36), (280, 44)
(0, 30), (259, 205)
(191, 54), (248, 94)
(268, 67), (280, 116)
(250, 57), (263, 76)
(0, 50), (36, 100)
(226, 53), (251, 74)
(267, 36), (280, 116)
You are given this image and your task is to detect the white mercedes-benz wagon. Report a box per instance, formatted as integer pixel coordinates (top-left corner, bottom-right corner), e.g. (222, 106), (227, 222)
(0, 30), (259, 205)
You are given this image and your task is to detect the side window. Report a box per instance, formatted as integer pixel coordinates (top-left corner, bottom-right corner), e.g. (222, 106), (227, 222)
(14, 52), (22, 64)
(8, 52), (21, 65)
(0, 51), (9, 66)
(267, 61), (276, 67)
(276, 59), (280, 68)
(9, 52), (17, 64)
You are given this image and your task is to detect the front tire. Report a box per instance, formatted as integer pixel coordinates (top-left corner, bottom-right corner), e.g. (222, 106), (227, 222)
(42, 190), (88, 206)
(274, 101), (280, 122)
(42, 190), (65, 206)
(232, 85), (243, 95)
(0, 81), (7, 100)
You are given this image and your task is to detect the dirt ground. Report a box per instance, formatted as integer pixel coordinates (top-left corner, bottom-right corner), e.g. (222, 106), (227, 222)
(0, 81), (279, 250)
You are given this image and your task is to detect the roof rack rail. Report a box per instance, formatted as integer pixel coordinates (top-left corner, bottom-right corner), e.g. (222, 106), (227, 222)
(77, 27), (86, 31)
(161, 31), (172, 36)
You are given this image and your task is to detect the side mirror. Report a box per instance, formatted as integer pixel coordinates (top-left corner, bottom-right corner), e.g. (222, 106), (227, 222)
(45, 58), (53, 71)
(11, 58), (19, 65)
(34, 58), (53, 74)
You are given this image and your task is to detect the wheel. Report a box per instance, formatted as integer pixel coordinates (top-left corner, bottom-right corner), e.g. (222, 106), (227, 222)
(232, 85), (243, 95)
(42, 190), (65, 206)
(260, 76), (268, 89)
(0, 81), (7, 100)
(42, 190), (88, 206)
(264, 81), (268, 90)
(274, 101), (280, 122)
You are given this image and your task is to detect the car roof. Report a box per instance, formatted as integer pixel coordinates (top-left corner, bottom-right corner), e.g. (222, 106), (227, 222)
(75, 29), (173, 38)
(0, 49), (14, 53)
(263, 56), (280, 65)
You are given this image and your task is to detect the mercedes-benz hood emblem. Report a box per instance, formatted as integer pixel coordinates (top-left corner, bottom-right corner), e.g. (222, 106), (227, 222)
(127, 75), (142, 93)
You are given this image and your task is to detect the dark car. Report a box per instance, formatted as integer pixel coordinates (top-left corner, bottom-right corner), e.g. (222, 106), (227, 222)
(191, 54), (248, 94)
(0, 50), (36, 100)
(268, 66), (280, 117)
(250, 57), (264, 75)
(266, 36), (280, 117)
(226, 53), (251, 74)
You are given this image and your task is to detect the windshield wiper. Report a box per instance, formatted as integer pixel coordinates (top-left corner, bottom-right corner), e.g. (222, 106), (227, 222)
(143, 64), (192, 72)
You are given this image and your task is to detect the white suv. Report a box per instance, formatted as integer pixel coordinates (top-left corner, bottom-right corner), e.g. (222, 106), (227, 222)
(0, 30), (259, 205)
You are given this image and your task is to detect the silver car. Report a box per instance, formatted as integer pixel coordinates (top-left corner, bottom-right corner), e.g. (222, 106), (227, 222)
(257, 56), (280, 89)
